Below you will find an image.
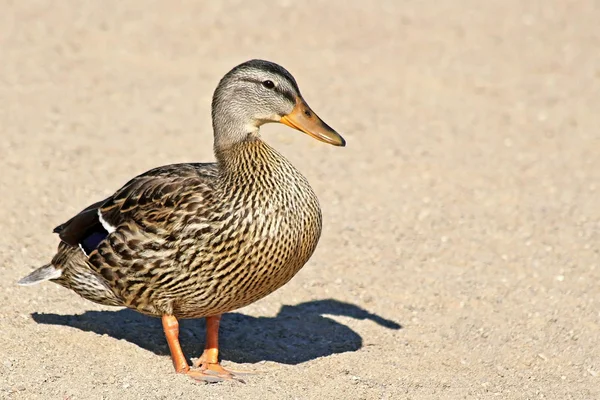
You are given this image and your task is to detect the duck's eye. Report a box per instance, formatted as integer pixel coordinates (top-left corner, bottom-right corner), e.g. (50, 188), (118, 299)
(262, 80), (275, 89)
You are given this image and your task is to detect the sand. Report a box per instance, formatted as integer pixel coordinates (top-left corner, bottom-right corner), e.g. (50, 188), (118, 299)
(0, 1), (598, 399)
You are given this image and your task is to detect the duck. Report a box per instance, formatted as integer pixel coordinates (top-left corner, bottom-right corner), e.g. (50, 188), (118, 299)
(18, 59), (345, 382)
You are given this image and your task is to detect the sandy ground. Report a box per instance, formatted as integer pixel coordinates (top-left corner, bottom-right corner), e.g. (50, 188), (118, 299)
(0, 1), (599, 399)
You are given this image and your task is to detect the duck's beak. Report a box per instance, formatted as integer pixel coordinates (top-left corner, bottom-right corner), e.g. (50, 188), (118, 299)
(280, 97), (346, 147)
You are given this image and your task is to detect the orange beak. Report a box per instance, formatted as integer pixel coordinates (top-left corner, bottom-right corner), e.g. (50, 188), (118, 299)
(280, 97), (346, 147)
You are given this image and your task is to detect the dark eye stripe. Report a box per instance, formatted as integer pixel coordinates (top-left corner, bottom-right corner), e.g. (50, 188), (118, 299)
(239, 78), (297, 104)
(276, 87), (296, 104)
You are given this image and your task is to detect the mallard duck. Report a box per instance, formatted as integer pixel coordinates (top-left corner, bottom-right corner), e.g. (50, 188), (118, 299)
(18, 59), (345, 382)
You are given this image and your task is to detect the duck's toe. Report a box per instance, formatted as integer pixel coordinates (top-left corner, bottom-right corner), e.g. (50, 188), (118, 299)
(186, 362), (250, 383)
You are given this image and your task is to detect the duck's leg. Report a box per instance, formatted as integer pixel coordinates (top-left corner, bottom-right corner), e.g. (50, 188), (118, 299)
(162, 314), (247, 382)
(161, 315), (190, 373)
(190, 315), (250, 382)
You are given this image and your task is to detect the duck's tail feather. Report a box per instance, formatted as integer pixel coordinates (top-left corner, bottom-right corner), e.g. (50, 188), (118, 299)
(17, 264), (62, 286)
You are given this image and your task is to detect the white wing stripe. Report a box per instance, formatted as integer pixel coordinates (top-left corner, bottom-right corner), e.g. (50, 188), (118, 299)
(97, 209), (116, 234)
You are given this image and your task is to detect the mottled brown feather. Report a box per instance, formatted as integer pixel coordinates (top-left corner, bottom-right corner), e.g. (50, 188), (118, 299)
(47, 139), (322, 319)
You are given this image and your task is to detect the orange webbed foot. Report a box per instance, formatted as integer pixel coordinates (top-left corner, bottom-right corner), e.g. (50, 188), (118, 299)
(164, 314), (253, 383)
(188, 351), (253, 383)
(186, 363), (244, 383)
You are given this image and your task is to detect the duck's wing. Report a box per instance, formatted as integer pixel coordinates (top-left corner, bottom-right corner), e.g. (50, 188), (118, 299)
(55, 163), (219, 255)
(53, 198), (108, 247)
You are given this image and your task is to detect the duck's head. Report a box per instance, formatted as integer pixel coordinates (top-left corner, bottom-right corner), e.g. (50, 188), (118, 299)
(212, 59), (345, 149)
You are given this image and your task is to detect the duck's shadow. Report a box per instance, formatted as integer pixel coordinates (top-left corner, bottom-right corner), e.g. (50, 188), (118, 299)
(32, 299), (401, 365)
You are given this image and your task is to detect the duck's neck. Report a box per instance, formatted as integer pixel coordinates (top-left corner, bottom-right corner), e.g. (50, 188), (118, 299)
(214, 136), (294, 186)
(212, 121), (259, 152)
(215, 136), (274, 171)
(211, 89), (261, 151)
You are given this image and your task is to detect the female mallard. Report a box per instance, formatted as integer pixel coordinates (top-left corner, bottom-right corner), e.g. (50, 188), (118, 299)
(18, 59), (345, 382)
